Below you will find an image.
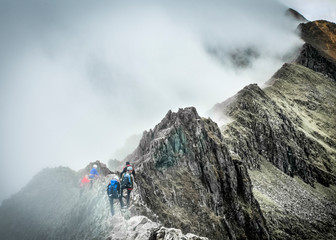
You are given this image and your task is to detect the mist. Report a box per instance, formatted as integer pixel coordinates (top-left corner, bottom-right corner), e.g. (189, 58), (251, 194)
(278, 0), (336, 22)
(0, 0), (322, 203)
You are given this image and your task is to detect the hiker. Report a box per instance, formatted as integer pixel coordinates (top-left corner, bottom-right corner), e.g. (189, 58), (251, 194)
(89, 164), (99, 188)
(79, 174), (90, 197)
(119, 161), (136, 180)
(107, 176), (123, 216)
(120, 166), (135, 208)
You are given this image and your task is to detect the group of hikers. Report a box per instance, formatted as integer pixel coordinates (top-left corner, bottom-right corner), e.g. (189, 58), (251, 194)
(107, 161), (135, 216)
(79, 161), (136, 216)
(79, 164), (100, 197)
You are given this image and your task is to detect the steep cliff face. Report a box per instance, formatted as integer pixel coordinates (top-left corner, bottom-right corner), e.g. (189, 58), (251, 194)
(295, 20), (336, 81)
(209, 62), (336, 239)
(295, 43), (336, 80)
(299, 20), (336, 62)
(213, 65), (336, 187)
(265, 63), (336, 177)
(202, 19), (336, 239)
(128, 107), (269, 240)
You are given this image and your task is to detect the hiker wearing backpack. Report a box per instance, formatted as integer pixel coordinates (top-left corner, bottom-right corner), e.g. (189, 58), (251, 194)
(107, 176), (123, 216)
(119, 161), (136, 180)
(120, 166), (135, 208)
(89, 164), (99, 189)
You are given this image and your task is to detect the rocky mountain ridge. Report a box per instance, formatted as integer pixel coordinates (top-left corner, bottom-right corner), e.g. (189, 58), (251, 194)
(207, 18), (336, 239)
(210, 62), (336, 239)
(128, 107), (269, 239)
(0, 16), (335, 240)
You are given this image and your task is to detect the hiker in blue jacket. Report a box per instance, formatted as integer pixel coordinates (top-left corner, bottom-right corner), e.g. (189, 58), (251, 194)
(107, 176), (123, 216)
(89, 164), (99, 189)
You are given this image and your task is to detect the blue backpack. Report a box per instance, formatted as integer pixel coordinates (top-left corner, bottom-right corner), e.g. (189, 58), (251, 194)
(121, 173), (132, 188)
(107, 179), (119, 198)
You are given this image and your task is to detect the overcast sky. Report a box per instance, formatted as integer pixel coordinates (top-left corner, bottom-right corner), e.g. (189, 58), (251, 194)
(0, 0), (335, 203)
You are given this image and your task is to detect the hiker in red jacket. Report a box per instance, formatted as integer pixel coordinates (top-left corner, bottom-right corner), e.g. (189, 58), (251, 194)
(79, 175), (90, 197)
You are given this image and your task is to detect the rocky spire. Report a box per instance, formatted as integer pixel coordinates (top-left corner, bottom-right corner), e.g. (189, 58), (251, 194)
(130, 107), (270, 239)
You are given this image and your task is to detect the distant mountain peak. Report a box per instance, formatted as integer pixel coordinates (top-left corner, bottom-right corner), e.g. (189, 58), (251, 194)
(299, 20), (336, 63)
(295, 20), (336, 81)
(285, 8), (308, 22)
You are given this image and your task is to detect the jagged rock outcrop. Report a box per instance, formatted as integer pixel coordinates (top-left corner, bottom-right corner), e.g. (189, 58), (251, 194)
(78, 160), (113, 177)
(295, 20), (336, 81)
(149, 226), (209, 240)
(128, 107), (270, 240)
(209, 62), (336, 239)
(285, 8), (307, 22)
(106, 215), (208, 240)
(299, 20), (336, 62)
(211, 64), (336, 187)
(295, 43), (336, 80)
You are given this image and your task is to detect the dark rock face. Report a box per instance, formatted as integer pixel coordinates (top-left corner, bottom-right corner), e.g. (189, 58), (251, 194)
(298, 20), (336, 61)
(295, 43), (336, 81)
(295, 20), (336, 81)
(130, 107), (270, 240)
(215, 79), (336, 187)
(210, 62), (336, 239)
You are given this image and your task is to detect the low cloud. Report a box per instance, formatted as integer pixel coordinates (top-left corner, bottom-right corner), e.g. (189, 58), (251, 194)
(277, 0), (336, 22)
(0, 0), (304, 202)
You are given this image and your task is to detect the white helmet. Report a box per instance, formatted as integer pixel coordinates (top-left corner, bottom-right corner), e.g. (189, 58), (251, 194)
(93, 164), (98, 168)
(113, 176), (119, 181)
(127, 166), (133, 171)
